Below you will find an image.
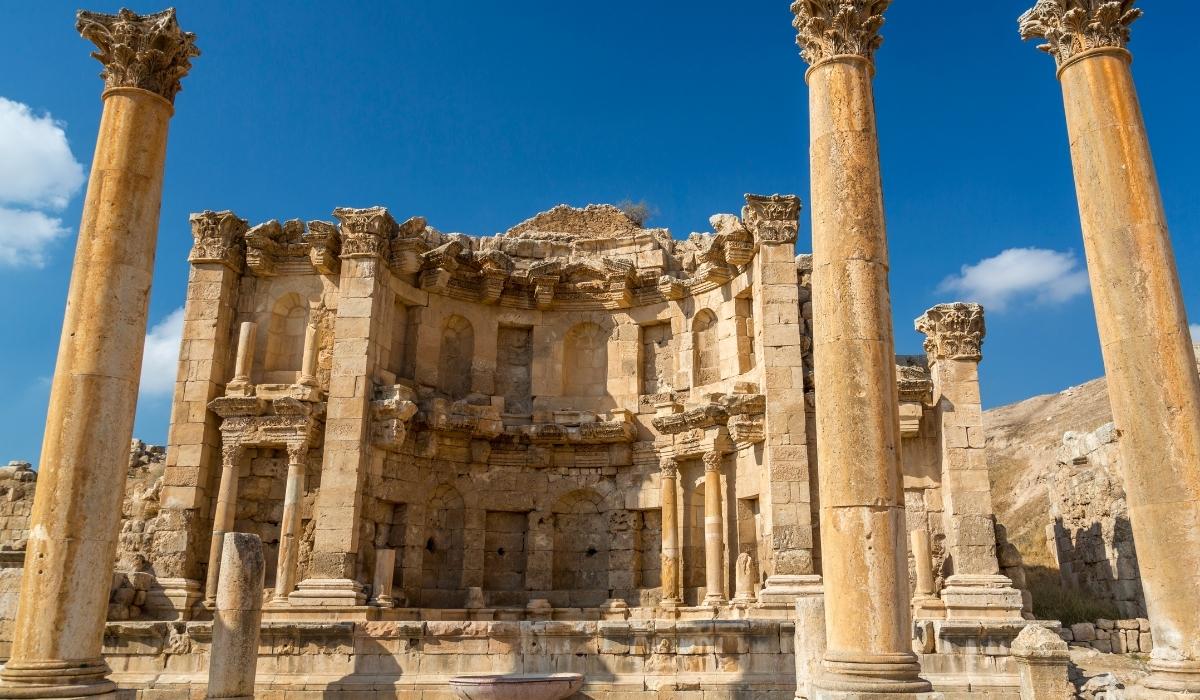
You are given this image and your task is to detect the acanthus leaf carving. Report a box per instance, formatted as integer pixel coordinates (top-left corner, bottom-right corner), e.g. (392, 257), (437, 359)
(188, 210), (248, 271)
(743, 194), (801, 245)
(76, 8), (199, 103)
(333, 206), (398, 260)
(915, 302), (986, 362)
(1019, 0), (1142, 66)
(790, 0), (891, 67)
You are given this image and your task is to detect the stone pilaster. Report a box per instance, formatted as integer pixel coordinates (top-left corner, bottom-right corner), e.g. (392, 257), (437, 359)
(792, 0), (933, 695)
(745, 194), (821, 605)
(702, 450), (727, 606)
(151, 211), (246, 619)
(916, 303), (1022, 620)
(1021, 2), (1200, 693)
(659, 458), (682, 607)
(0, 9), (197, 698)
(292, 206), (397, 607)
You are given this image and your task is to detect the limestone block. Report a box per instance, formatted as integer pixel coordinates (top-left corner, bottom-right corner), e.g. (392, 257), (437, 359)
(1011, 625), (1072, 700)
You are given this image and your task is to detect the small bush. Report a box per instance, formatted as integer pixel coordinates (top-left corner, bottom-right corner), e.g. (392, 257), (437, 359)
(616, 199), (654, 226)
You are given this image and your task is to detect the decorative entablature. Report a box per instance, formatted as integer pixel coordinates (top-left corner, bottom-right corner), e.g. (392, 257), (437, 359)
(244, 219), (345, 277)
(896, 356), (932, 439)
(189, 210), (248, 271)
(370, 385), (418, 453)
(418, 398), (504, 440)
(208, 395), (324, 450)
(503, 409), (638, 446)
(653, 388), (765, 456)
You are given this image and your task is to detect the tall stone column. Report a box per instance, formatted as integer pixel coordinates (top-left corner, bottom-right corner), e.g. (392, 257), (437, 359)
(1021, 2), (1200, 692)
(916, 303), (1022, 620)
(206, 444), (246, 603)
(791, 1), (932, 694)
(0, 9), (197, 699)
(273, 442), (308, 601)
(659, 458), (682, 607)
(292, 207), (397, 606)
(702, 450), (727, 606)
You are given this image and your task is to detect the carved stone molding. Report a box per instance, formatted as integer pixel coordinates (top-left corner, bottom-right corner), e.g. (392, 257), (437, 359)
(189, 210), (247, 271)
(790, 0), (891, 67)
(660, 458), (678, 479)
(371, 385), (418, 453)
(742, 194), (801, 245)
(897, 362), (933, 403)
(245, 220), (284, 276)
(915, 302), (986, 362)
(1019, 0), (1141, 66)
(304, 221), (341, 275)
(702, 450), (723, 473)
(76, 8), (199, 103)
(333, 207), (398, 260)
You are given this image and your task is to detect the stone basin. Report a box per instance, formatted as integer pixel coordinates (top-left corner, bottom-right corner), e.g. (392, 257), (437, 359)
(448, 673), (584, 700)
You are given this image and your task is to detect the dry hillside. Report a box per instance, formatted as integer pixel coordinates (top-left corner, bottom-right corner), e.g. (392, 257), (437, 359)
(984, 376), (1114, 568)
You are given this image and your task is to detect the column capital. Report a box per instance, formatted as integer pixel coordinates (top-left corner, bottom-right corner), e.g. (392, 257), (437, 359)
(1019, 0), (1142, 67)
(915, 302), (985, 362)
(189, 210), (248, 271)
(702, 450), (723, 472)
(76, 8), (199, 104)
(742, 193), (802, 245)
(790, 0), (891, 68)
(659, 457), (678, 478)
(333, 206), (398, 260)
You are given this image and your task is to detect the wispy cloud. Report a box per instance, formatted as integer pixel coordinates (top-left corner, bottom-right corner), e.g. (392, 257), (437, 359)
(937, 247), (1090, 312)
(0, 96), (85, 267)
(140, 307), (185, 397)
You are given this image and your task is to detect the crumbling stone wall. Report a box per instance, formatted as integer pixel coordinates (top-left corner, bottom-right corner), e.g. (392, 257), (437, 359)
(0, 462), (36, 552)
(1048, 423), (1146, 618)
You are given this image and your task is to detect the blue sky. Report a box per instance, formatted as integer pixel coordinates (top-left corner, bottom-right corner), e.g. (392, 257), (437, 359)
(1, 2), (1197, 465)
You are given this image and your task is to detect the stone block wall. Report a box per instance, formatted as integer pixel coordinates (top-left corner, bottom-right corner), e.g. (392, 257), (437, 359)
(1059, 618), (1153, 655)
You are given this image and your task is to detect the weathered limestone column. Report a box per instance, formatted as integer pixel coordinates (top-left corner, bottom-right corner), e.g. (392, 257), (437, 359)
(293, 207), (397, 606)
(1020, 3), (1200, 693)
(702, 450), (727, 606)
(916, 303), (1023, 620)
(227, 321), (257, 392)
(298, 317), (319, 386)
(152, 212), (246, 620)
(659, 458), (682, 607)
(795, 593), (828, 700)
(206, 444), (246, 603)
(791, 0), (932, 694)
(0, 9), (197, 699)
(272, 442), (308, 601)
(207, 533), (265, 700)
(369, 549), (396, 607)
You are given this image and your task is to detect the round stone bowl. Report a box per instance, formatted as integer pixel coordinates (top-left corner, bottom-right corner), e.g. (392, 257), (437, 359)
(448, 673), (584, 700)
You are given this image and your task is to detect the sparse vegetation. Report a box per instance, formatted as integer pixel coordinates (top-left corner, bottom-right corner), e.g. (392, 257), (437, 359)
(616, 198), (655, 226)
(1027, 566), (1121, 626)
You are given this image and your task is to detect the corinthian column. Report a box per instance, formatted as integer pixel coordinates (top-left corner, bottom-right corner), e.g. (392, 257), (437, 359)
(916, 303), (1023, 620)
(702, 451), (727, 606)
(274, 442), (308, 601)
(1020, 2), (1200, 693)
(791, 1), (932, 695)
(659, 458), (682, 607)
(0, 9), (198, 699)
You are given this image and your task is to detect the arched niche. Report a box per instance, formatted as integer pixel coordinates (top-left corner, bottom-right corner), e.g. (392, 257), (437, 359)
(260, 292), (308, 384)
(438, 315), (474, 399)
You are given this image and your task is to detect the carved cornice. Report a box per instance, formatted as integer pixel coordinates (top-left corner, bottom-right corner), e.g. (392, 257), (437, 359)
(371, 385), (418, 453)
(790, 0), (891, 67)
(333, 207), (398, 260)
(304, 221), (341, 275)
(189, 210), (247, 271)
(1019, 0), (1141, 66)
(244, 220), (284, 276)
(76, 8), (199, 103)
(742, 194), (801, 245)
(915, 303), (986, 362)
(897, 363), (933, 403)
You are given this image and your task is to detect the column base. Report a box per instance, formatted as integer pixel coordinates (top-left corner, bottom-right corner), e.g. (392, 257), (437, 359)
(0, 660), (117, 699)
(816, 651), (935, 696)
(287, 577), (366, 606)
(940, 574), (1023, 620)
(911, 594), (945, 620)
(1142, 658), (1200, 695)
(143, 576), (202, 620)
(701, 594), (727, 607)
(759, 574), (823, 605)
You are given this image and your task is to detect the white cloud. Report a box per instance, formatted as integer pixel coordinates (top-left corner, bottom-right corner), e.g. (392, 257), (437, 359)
(1191, 324), (1200, 343)
(937, 247), (1090, 312)
(140, 307), (185, 397)
(0, 208), (70, 267)
(0, 97), (85, 267)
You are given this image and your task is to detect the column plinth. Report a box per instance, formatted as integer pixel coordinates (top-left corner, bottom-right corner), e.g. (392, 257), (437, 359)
(792, 0), (934, 695)
(1021, 2), (1200, 693)
(0, 9), (197, 699)
(658, 459), (682, 607)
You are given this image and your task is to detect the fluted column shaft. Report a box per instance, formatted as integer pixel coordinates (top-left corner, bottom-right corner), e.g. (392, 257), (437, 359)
(274, 444), (307, 600)
(206, 444), (244, 603)
(659, 460), (681, 605)
(702, 451), (726, 606)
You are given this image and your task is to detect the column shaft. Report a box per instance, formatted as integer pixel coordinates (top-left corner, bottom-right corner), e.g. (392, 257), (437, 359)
(659, 463), (681, 605)
(0, 88), (175, 698)
(806, 54), (927, 692)
(702, 452), (726, 605)
(1059, 48), (1200, 691)
(206, 445), (243, 603)
(273, 447), (306, 600)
